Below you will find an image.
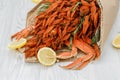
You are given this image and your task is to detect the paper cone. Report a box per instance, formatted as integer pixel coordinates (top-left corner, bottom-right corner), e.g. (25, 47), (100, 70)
(25, 0), (119, 62)
(100, 0), (119, 48)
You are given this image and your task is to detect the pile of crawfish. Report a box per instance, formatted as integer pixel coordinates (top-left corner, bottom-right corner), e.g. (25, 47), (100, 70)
(11, 0), (101, 70)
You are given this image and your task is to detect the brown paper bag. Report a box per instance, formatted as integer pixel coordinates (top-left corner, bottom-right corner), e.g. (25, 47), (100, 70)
(100, 0), (119, 48)
(25, 0), (119, 62)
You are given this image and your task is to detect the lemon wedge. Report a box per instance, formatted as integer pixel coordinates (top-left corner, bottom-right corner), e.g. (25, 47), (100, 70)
(112, 34), (120, 48)
(32, 0), (42, 4)
(8, 38), (27, 49)
(37, 47), (56, 66)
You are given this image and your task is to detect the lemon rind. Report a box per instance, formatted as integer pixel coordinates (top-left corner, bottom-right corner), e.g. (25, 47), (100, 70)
(112, 35), (120, 48)
(8, 38), (27, 49)
(37, 47), (56, 66)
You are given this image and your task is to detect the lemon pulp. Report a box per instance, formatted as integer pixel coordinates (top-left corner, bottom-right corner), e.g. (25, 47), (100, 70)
(8, 38), (27, 49)
(32, 0), (42, 4)
(112, 34), (120, 48)
(37, 47), (56, 66)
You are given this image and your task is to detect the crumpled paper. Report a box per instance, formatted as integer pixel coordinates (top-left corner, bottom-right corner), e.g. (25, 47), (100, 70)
(100, 0), (119, 48)
(25, 0), (119, 63)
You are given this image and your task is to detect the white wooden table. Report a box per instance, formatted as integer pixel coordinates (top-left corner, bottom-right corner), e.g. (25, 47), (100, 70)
(0, 0), (120, 80)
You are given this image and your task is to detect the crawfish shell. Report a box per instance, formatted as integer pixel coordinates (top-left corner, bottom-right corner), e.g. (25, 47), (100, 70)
(25, 0), (119, 62)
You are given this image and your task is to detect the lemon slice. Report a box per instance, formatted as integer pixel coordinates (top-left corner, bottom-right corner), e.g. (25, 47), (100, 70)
(112, 34), (120, 48)
(37, 47), (56, 66)
(32, 0), (42, 4)
(8, 38), (27, 49)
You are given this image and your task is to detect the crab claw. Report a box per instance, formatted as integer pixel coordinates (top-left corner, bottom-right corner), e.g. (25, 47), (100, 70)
(56, 45), (77, 59)
(75, 55), (95, 70)
(74, 60), (91, 70)
(61, 39), (96, 69)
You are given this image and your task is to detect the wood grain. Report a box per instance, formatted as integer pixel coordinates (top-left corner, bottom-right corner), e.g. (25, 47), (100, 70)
(0, 0), (120, 80)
